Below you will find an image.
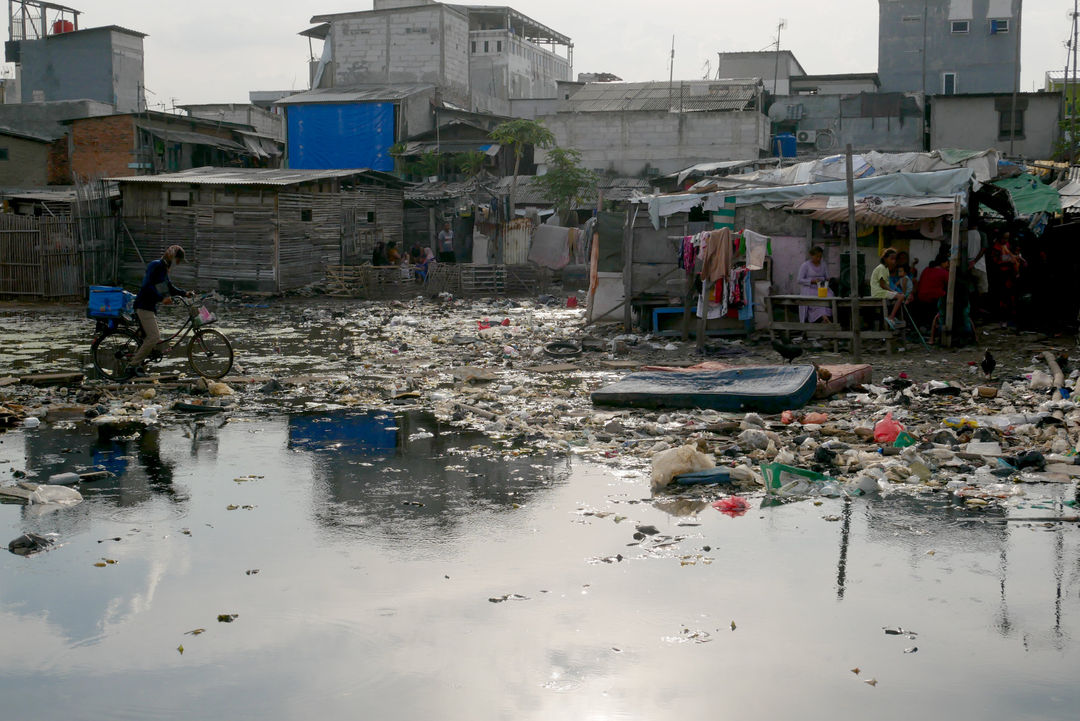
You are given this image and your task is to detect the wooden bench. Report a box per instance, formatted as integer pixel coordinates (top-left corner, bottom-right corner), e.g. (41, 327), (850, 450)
(765, 294), (902, 354)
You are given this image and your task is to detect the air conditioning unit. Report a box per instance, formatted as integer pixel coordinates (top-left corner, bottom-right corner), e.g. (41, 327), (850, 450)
(796, 129), (817, 144)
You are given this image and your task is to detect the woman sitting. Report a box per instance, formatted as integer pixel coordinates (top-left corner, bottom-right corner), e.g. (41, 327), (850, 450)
(797, 246), (833, 323)
(870, 248), (906, 329)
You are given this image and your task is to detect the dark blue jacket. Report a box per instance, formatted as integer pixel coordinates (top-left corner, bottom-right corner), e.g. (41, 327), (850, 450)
(133, 259), (184, 312)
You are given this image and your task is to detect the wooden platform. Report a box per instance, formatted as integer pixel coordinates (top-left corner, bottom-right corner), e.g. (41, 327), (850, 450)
(765, 295), (901, 353)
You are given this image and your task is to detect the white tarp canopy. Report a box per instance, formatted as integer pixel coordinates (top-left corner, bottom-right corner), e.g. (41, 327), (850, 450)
(645, 167), (976, 229)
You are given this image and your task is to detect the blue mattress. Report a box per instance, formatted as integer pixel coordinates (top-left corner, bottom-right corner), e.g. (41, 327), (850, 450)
(591, 365), (818, 414)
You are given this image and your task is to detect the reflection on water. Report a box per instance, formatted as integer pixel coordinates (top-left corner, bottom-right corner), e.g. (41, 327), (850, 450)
(290, 410), (572, 545)
(0, 411), (1078, 721)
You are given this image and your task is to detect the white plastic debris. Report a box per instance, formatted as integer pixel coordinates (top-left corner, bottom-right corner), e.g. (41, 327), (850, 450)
(651, 444), (715, 491)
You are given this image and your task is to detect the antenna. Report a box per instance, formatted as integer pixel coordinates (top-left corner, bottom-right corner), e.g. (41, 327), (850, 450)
(668, 35), (675, 110)
(702, 59), (711, 80)
(772, 18), (787, 95)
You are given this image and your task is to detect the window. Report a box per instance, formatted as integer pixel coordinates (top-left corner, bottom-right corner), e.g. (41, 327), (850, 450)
(998, 108), (1024, 139)
(496, 41), (502, 52)
(300, 209), (313, 222)
(996, 97), (1028, 139)
(942, 72), (957, 95)
(167, 190), (190, 207)
(0, 148), (8, 161)
(366, 211), (376, 224)
(951, 20), (970, 33)
(484, 41), (489, 53)
(471, 41), (476, 53)
(990, 18), (1009, 34)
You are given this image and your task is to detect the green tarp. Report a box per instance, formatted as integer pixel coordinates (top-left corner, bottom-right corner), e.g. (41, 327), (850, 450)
(991, 173), (1062, 217)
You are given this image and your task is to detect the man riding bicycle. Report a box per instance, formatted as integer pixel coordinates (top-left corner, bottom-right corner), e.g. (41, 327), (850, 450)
(130, 245), (193, 373)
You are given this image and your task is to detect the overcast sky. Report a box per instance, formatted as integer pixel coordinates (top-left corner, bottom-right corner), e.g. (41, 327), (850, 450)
(24, 0), (1075, 107)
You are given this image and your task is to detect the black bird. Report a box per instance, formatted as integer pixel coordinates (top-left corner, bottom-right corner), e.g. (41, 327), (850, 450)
(772, 337), (803, 364)
(980, 349), (996, 381)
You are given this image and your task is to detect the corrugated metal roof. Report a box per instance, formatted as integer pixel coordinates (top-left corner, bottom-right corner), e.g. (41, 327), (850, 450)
(109, 167), (408, 188)
(140, 126), (246, 152)
(559, 80), (761, 113)
(0, 124), (60, 143)
(276, 84), (435, 105)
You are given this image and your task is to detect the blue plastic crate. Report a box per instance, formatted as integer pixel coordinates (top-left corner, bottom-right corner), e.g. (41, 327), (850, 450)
(88, 286), (134, 319)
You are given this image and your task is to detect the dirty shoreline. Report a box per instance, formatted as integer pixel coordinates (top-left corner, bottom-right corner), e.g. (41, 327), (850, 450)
(2, 296), (1080, 720)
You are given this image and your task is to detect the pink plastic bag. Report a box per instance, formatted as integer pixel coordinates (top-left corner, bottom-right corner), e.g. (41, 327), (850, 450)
(873, 411), (905, 444)
(781, 410), (795, 425)
(801, 412), (829, 425)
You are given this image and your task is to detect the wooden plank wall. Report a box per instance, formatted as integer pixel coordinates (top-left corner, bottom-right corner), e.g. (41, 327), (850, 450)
(121, 184), (406, 293)
(0, 213), (113, 298)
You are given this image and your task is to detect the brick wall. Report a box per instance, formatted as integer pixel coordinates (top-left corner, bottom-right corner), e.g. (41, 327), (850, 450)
(70, 115), (136, 180)
(47, 136), (70, 185)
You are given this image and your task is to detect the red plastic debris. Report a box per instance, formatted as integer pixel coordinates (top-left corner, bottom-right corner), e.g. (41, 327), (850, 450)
(712, 496), (750, 517)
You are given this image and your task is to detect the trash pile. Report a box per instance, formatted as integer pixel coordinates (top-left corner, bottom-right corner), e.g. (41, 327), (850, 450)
(2, 296), (1078, 527)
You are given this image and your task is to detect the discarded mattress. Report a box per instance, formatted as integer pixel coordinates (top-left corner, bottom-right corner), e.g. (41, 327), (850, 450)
(814, 364), (872, 399)
(592, 365), (818, 413)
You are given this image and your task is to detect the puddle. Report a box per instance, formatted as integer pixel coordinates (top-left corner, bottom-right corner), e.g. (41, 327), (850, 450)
(0, 408), (1078, 721)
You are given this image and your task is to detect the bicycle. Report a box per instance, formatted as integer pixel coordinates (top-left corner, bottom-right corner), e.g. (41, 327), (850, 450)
(91, 294), (234, 381)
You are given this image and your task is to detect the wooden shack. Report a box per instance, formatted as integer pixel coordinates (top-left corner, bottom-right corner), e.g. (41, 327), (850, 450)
(115, 167), (407, 294)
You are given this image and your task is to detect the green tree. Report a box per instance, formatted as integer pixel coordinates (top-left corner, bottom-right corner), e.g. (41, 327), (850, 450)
(533, 147), (598, 224)
(490, 119), (555, 215)
(454, 151), (486, 178)
(415, 151), (441, 179)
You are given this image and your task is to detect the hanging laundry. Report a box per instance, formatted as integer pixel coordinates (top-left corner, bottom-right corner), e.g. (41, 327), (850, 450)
(700, 228), (733, 283)
(743, 230), (769, 271)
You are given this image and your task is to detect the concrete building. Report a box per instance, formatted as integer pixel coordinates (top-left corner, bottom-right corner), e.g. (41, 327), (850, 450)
(714, 51), (806, 94)
(930, 91), (1060, 159)
(0, 98), (113, 138)
(878, 0), (1022, 95)
(538, 80), (769, 177)
(8, 25), (146, 111)
(181, 104), (285, 142)
(302, 1), (571, 114)
(0, 125), (67, 185)
(769, 91), (925, 155)
(791, 73), (881, 96)
(1046, 70), (1078, 119)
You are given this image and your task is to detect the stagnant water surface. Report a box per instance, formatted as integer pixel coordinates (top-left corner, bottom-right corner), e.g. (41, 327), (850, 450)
(1, 411), (1078, 721)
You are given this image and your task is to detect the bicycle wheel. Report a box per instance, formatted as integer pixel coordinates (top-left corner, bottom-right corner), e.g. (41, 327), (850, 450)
(187, 328), (233, 379)
(92, 328), (141, 380)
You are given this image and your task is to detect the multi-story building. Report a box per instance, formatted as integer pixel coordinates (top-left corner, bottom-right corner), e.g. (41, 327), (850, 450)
(878, 0), (1022, 95)
(302, 0), (572, 114)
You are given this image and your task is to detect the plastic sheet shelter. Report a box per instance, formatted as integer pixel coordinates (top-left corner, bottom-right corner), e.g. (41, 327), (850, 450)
(287, 102), (396, 171)
(990, 173), (1062, 217)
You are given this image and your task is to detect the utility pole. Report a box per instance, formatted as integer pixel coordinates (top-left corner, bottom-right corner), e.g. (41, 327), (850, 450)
(1008, 0), (1023, 156)
(1073, 0), (1079, 165)
(845, 145), (862, 363)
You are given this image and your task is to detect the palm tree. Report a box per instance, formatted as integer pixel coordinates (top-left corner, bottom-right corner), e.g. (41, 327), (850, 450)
(490, 119), (554, 217)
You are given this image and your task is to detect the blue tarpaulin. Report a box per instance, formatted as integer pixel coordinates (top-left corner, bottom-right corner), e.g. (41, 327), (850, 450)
(287, 102), (396, 171)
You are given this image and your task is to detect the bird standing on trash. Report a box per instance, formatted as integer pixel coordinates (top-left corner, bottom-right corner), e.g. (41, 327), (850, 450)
(980, 350), (996, 381)
(772, 337), (803, 364)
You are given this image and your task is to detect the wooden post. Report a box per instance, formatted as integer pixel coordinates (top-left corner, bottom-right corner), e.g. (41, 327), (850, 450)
(943, 195), (962, 348)
(697, 280), (710, 350)
(622, 204), (633, 331)
(845, 145), (862, 363)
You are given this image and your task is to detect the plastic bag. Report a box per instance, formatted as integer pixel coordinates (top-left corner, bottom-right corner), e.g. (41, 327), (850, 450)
(651, 444), (715, 491)
(712, 496), (750, 517)
(874, 412), (905, 444)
